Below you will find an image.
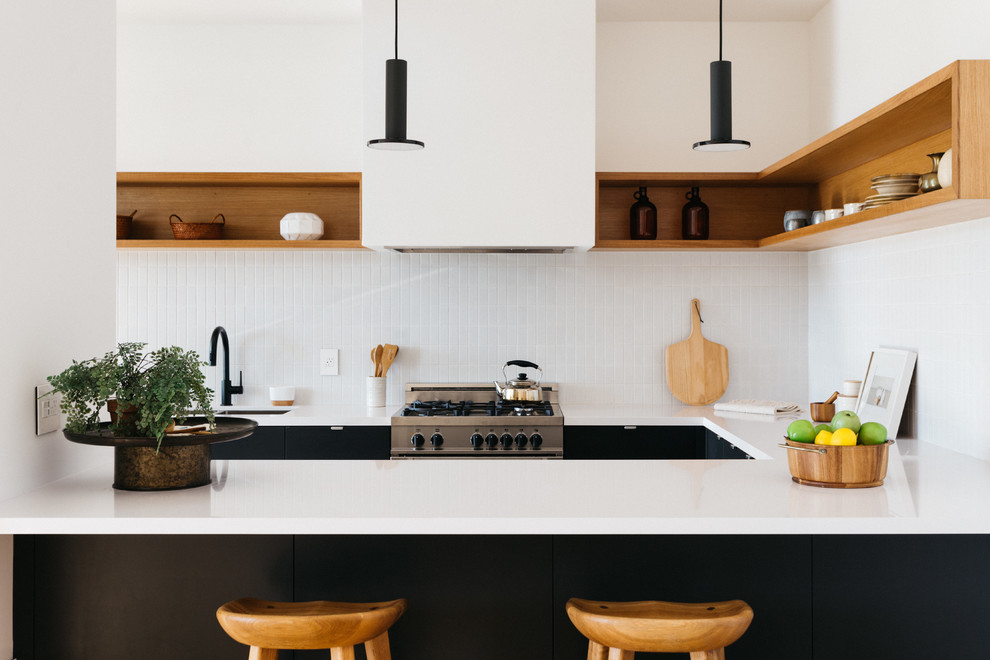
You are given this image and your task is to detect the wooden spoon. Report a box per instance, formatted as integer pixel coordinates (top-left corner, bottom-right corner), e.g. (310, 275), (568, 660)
(379, 344), (399, 378)
(372, 344), (384, 377)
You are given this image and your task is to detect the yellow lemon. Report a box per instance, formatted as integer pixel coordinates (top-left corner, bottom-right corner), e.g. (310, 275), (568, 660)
(814, 429), (833, 445)
(831, 427), (858, 445)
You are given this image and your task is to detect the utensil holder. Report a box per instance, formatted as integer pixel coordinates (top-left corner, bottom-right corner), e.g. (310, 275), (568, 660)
(366, 377), (386, 408)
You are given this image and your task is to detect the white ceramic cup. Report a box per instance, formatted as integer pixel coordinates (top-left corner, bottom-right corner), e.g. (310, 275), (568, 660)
(366, 377), (386, 407)
(269, 385), (295, 406)
(843, 202), (863, 215)
(824, 208), (844, 221)
(834, 394), (857, 412)
(841, 380), (862, 397)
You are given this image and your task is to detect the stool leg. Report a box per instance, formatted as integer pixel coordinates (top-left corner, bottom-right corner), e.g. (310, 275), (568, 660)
(689, 649), (725, 660)
(607, 647), (635, 660)
(248, 647), (279, 660)
(587, 640), (609, 660)
(330, 647), (356, 660)
(365, 631), (393, 660)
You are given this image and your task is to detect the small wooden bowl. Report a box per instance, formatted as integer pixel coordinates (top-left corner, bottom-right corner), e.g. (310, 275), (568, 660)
(809, 401), (835, 422)
(782, 439), (891, 488)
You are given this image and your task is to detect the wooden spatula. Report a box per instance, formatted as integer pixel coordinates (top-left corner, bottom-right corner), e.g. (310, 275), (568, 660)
(665, 299), (729, 405)
(380, 344), (399, 378)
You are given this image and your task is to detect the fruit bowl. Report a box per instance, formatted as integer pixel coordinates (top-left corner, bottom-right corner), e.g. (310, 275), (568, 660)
(781, 439), (891, 488)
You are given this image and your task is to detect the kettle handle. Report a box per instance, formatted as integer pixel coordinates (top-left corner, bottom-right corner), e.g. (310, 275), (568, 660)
(506, 360), (539, 370)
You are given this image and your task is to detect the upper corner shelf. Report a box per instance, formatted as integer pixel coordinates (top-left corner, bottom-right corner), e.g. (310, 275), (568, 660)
(594, 60), (990, 252)
(116, 172), (365, 249)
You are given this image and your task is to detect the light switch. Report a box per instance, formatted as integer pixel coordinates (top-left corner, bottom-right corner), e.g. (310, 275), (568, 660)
(36, 383), (63, 435)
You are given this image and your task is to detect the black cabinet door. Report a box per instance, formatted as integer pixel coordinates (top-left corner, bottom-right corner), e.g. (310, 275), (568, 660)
(15, 535), (293, 660)
(813, 535), (990, 658)
(553, 535), (814, 660)
(293, 536), (553, 660)
(210, 425), (285, 459)
(285, 426), (390, 460)
(565, 426), (706, 459)
(705, 428), (752, 460)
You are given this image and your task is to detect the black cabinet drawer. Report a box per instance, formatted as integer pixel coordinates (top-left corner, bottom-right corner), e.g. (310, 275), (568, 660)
(210, 426), (285, 460)
(564, 425), (705, 459)
(285, 426), (390, 460)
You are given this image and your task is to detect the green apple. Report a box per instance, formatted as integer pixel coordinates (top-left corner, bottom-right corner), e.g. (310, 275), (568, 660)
(814, 424), (833, 435)
(830, 410), (861, 434)
(786, 419), (816, 443)
(859, 421), (888, 445)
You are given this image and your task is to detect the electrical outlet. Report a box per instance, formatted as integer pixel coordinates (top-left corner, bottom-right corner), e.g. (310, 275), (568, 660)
(36, 383), (63, 435)
(320, 348), (339, 376)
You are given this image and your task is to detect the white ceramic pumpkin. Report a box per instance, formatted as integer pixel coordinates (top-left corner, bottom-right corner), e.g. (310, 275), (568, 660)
(279, 212), (324, 240)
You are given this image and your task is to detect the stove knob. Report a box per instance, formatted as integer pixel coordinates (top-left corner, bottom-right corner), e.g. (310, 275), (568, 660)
(485, 433), (499, 448)
(499, 433), (513, 448)
(430, 433), (444, 448)
(410, 433), (425, 448)
(530, 433), (543, 448)
(469, 433), (484, 448)
(514, 433), (528, 448)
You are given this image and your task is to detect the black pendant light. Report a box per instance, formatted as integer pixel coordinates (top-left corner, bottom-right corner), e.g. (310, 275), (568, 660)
(693, 0), (750, 151)
(368, 0), (424, 150)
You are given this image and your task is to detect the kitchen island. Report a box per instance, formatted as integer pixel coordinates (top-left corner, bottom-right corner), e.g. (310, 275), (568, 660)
(6, 405), (990, 660)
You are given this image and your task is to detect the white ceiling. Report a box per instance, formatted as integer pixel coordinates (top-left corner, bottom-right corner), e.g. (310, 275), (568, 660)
(596, 0), (830, 22)
(117, 0), (362, 24)
(118, 0), (829, 24)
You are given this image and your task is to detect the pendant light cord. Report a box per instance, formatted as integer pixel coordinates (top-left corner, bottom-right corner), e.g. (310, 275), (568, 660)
(394, 0), (399, 59)
(719, 0), (723, 61)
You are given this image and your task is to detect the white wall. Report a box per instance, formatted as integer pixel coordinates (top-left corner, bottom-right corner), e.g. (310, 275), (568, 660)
(597, 21), (812, 172)
(117, 21), (362, 172)
(0, 0), (117, 654)
(808, 0), (990, 458)
(361, 0), (596, 249)
(117, 250), (809, 408)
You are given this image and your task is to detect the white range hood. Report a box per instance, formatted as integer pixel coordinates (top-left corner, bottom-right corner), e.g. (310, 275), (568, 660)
(361, 0), (596, 252)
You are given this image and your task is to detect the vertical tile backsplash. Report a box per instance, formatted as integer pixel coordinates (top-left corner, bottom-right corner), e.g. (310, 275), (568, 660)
(117, 250), (808, 407)
(808, 217), (990, 460)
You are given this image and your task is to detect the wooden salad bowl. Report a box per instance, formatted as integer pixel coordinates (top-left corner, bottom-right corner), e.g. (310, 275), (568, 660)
(781, 438), (891, 488)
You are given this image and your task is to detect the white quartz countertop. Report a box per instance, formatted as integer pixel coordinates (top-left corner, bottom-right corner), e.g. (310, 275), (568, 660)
(213, 403), (397, 425)
(2, 405), (989, 534)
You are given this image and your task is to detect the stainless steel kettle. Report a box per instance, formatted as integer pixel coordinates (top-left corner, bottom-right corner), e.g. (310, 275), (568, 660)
(493, 360), (544, 401)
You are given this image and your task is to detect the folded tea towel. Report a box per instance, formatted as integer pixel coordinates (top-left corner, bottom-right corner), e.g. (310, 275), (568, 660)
(713, 400), (801, 415)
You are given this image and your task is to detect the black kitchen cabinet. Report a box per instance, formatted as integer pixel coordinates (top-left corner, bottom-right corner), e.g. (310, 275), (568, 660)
(13, 535), (293, 660)
(210, 425), (285, 460)
(14, 534), (990, 659)
(566, 426), (750, 460)
(285, 426), (390, 460)
(553, 535), (813, 659)
(293, 536), (553, 660)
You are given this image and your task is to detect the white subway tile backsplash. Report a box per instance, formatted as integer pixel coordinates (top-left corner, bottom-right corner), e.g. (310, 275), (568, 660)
(117, 250), (809, 410)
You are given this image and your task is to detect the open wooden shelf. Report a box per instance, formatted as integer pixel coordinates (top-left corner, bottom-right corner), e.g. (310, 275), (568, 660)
(595, 60), (990, 252)
(116, 172), (365, 249)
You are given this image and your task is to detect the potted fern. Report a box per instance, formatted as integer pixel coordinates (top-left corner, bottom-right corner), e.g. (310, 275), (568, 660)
(46, 342), (253, 490)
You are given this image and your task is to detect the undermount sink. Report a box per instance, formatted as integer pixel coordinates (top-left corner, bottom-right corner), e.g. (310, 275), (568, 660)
(215, 409), (291, 415)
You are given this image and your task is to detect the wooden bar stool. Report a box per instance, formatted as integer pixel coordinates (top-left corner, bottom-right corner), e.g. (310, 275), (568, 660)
(216, 596), (407, 660)
(566, 597), (753, 660)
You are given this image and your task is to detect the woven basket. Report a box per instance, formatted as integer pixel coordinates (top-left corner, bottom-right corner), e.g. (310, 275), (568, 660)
(116, 210), (136, 239)
(170, 213), (224, 240)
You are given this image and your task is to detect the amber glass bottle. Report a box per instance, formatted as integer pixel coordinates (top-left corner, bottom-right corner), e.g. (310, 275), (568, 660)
(629, 186), (658, 240)
(682, 186), (709, 240)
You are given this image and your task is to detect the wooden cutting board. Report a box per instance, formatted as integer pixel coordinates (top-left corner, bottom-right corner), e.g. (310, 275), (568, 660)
(665, 299), (729, 405)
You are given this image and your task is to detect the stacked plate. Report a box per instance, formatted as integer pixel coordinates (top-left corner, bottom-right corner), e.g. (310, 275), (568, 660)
(862, 173), (920, 210)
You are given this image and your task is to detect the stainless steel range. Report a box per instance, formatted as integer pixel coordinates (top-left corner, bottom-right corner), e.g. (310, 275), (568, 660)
(390, 383), (563, 458)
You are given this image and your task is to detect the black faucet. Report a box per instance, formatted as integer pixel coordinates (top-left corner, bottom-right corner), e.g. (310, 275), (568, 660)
(209, 326), (243, 406)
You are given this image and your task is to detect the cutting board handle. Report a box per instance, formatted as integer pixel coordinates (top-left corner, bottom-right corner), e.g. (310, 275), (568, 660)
(690, 298), (703, 334)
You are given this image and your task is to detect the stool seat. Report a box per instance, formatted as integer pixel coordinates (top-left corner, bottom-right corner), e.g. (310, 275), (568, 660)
(566, 598), (753, 659)
(217, 597), (406, 657)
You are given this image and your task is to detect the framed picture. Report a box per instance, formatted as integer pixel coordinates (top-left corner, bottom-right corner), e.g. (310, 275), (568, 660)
(855, 347), (917, 439)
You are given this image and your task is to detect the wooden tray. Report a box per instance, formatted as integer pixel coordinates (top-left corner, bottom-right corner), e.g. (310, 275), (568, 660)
(64, 416), (257, 448)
